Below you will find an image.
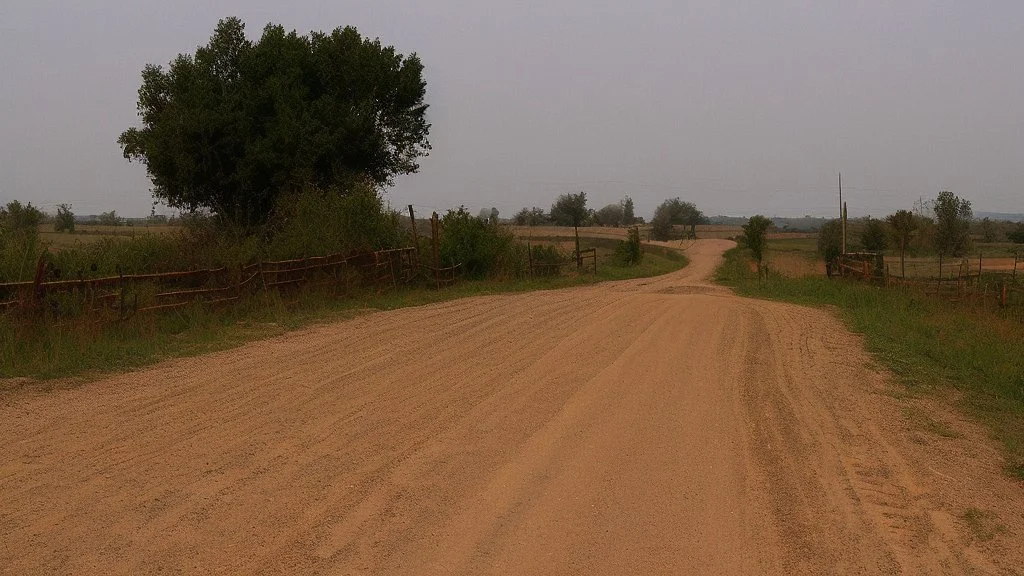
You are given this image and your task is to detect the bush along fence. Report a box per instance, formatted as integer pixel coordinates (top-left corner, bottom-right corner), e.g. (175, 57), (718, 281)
(0, 244), (461, 323)
(833, 251), (1023, 311)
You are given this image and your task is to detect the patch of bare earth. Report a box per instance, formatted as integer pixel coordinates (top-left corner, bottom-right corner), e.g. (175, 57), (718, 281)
(2, 240), (1021, 574)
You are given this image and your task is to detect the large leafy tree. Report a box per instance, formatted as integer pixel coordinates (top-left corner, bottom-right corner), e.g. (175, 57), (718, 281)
(119, 17), (430, 228)
(933, 191), (972, 259)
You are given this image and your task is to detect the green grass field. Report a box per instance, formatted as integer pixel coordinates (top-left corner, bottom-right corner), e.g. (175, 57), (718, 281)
(716, 245), (1024, 478)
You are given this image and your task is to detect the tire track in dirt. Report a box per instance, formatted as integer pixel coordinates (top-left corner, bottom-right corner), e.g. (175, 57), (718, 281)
(2, 239), (1022, 574)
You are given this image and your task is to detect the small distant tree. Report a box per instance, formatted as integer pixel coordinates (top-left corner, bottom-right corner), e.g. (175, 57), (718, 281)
(513, 207), (547, 226)
(860, 217), (888, 252)
(742, 215), (772, 268)
(98, 210), (123, 227)
(621, 196), (635, 225)
(933, 191), (972, 259)
(979, 217), (998, 243)
(1008, 223), (1024, 244)
(817, 219), (842, 276)
(489, 207), (499, 226)
(54, 203), (75, 233)
(651, 198), (706, 241)
(594, 203), (624, 227)
(886, 209), (917, 278)
(615, 226), (643, 265)
(551, 192), (588, 258)
(0, 200), (44, 281)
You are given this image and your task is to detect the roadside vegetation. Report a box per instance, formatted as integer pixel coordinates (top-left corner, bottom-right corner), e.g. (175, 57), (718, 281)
(718, 230), (1024, 479)
(0, 234), (685, 381)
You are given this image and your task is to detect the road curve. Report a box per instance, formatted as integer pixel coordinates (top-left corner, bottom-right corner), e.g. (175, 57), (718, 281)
(2, 239), (1022, 574)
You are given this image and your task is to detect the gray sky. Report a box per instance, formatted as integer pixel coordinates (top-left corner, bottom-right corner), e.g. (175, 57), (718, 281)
(1, 1), (1021, 220)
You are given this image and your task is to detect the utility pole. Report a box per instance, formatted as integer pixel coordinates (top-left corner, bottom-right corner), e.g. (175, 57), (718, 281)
(839, 172), (846, 254)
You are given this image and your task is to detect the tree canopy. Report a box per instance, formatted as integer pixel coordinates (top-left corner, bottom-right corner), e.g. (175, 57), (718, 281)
(933, 191), (972, 258)
(550, 192), (588, 228)
(860, 217), (888, 252)
(741, 215), (772, 264)
(119, 17), (430, 228)
(817, 219), (842, 264)
(886, 209), (917, 278)
(651, 198), (706, 241)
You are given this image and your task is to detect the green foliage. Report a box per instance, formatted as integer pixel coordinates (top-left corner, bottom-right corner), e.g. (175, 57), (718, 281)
(886, 210), (917, 251)
(621, 196), (635, 225)
(118, 17), (430, 229)
(860, 217), (888, 252)
(651, 198), (706, 241)
(550, 192), (588, 227)
(1007, 224), (1024, 244)
(529, 244), (566, 276)
(98, 210), (123, 227)
(594, 203), (624, 227)
(439, 207), (520, 279)
(0, 200), (44, 282)
(1, 241), (688, 380)
(513, 207), (548, 226)
(885, 209), (918, 277)
(54, 204), (75, 233)
(979, 217), (998, 243)
(741, 214), (772, 264)
(817, 219), (842, 264)
(615, 226), (643, 265)
(267, 181), (402, 260)
(933, 190), (973, 257)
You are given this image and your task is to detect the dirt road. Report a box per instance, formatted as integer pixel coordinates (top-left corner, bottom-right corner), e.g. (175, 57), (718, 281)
(3, 240), (1022, 574)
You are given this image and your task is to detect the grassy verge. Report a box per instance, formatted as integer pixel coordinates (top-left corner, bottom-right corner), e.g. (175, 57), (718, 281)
(716, 246), (1024, 478)
(1, 246), (687, 384)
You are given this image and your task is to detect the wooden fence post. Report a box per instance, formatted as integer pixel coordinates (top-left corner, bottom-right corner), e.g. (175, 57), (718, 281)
(527, 237), (534, 278)
(431, 212), (441, 289)
(408, 205), (420, 257)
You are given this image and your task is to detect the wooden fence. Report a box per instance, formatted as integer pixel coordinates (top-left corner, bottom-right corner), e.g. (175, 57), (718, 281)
(575, 248), (598, 274)
(833, 252), (1024, 310)
(0, 246), (436, 322)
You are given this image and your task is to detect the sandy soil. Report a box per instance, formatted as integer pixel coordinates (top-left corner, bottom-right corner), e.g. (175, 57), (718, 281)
(2, 239), (1022, 574)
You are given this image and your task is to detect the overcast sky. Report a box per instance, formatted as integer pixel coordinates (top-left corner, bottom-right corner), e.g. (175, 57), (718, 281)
(1, 1), (1021, 219)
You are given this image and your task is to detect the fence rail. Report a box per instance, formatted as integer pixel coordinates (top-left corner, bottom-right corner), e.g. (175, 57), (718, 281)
(0, 246), (438, 322)
(833, 252), (1024, 311)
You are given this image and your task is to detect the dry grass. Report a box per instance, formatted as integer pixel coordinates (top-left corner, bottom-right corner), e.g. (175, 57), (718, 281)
(40, 224), (181, 249)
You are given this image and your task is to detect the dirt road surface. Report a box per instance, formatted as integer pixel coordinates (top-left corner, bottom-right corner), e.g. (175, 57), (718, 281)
(3, 240), (1022, 574)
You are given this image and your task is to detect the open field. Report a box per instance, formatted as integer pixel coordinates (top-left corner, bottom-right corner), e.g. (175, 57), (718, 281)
(39, 224), (181, 250)
(3, 240), (1022, 574)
